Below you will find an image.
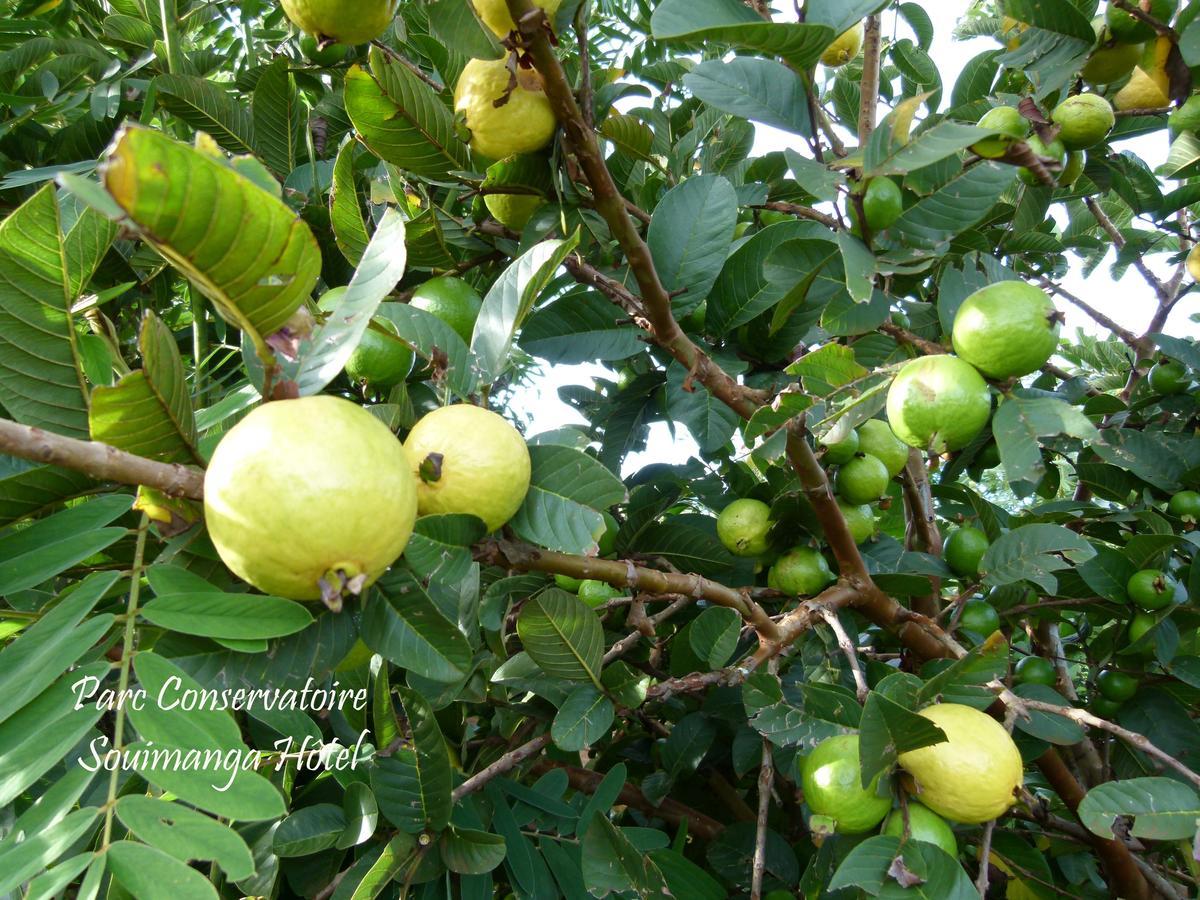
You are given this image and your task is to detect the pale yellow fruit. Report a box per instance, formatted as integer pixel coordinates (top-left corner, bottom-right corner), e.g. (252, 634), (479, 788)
(404, 404), (531, 531)
(1187, 244), (1200, 281)
(281, 0), (398, 44)
(484, 193), (544, 230)
(204, 396), (417, 600)
(471, 0), (561, 38)
(1114, 65), (1170, 111)
(454, 57), (557, 160)
(821, 21), (864, 67)
(897, 703), (1024, 824)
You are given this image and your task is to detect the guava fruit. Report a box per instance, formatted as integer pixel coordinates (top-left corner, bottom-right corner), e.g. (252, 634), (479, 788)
(404, 404), (531, 530)
(1126, 568), (1176, 610)
(1114, 65), (1170, 111)
(767, 546), (834, 596)
(409, 275), (483, 344)
(838, 499), (877, 544)
(203, 395), (417, 601)
(1081, 18), (1142, 85)
(471, 0), (561, 38)
(881, 803), (957, 856)
(1148, 359), (1189, 394)
(821, 21), (864, 67)
(1168, 489), (1200, 522)
(1169, 94), (1200, 134)
(555, 573), (582, 592)
(1014, 655), (1057, 686)
(485, 192), (545, 231)
(1017, 134), (1066, 186)
(1096, 668), (1138, 702)
(952, 281), (1061, 379)
(820, 427), (859, 465)
(454, 58), (556, 160)
(971, 106), (1027, 159)
(886, 356), (992, 453)
(717, 498), (773, 558)
(1059, 149), (1085, 186)
(943, 526), (989, 577)
(836, 454), (891, 504)
(299, 33), (350, 66)
(1106, 0), (1176, 44)
(1127, 611), (1158, 648)
(281, 0), (398, 45)
(1091, 695), (1124, 717)
(958, 599), (1000, 636)
(857, 419), (910, 478)
(801, 734), (892, 833)
(862, 177), (903, 231)
(577, 579), (621, 608)
(345, 319), (415, 388)
(1051, 93), (1115, 149)
(896, 703), (1023, 823)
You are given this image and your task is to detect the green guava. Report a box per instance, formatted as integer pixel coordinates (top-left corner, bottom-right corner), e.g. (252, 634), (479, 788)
(838, 499), (877, 544)
(577, 579), (621, 607)
(717, 498), (773, 558)
(943, 526), (989, 577)
(454, 58), (556, 160)
(1014, 655), (1057, 686)
(555, 573), (583, 592)
(1148, 360), (1189, 394)
(299, 33), (350, 66)
(881, 803), (957, 856)
(410, 275), (483, 344)
(801, 734), (892, 833)
(952, 281), (1061, 379)
(1018, 134), (1066, 186)
(886, 356), (992, 453)
(820, 427), (859, 465)
(1096, 668), (1139, 702)
(857, 419), (910, 478)
(345, 319), (415, 389)
(767, 546), (834, 596)
(1081, 18), (1142, 84)
(1168, 489), (1200, 522)
(836, 454), (891, 505)
(281, 0), (398, 45)
(594, 510), (620, 556)
(404, 404), (531, 531)
(1059, 150), (1085, 186)
(972, 106), (1027, 159)
(862, 177), (903, 232)
(203, 395), (417, 600)
(1051, 93), (1116, 149)
(485, 192), (545, 231)
(1126, 568), (1176, 611)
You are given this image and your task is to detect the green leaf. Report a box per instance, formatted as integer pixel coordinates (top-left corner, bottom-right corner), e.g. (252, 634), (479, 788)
(338, 781), (379, 849)
(152, 74), (255, 156)
(115, 796), (255, 880)
(665, 360), (740, 453)
(518, 287), (644, 363)
(867, 121), (990, 177)
(337, 832), (418, 900)
(89, 311), (202, 464)
(0, 455), (94, 527)
(551, 684), (615, 751)
(362, 572), (472, 682)
(837, 231), (876, 303)
(126, 740), (286, 821)
(648, 849), (727, 900)
(344, 49), (469, 179)
(981, 523), (1097, 594)
(129, 652), (245, 751)
(427, 0), (503, 61)
(252, 58), (303, 177)
(330, 139), (369, 266)
(993, 396), (1096, 488)
(440, 827), (507, 874)
(0, 184), (90, 437)
(471, 237), (578, 385)
(0, 807), (100, 896)
(688, 606), (742, 669)
(661, 712), (717, 780)
(395, 686), (453, 832)
(294, 209), (407, 396)
(581, 814), (668, 897)
(273, 804), (348, 856)
(510, 444), (626, 554)
(651, 0), (834, 71)
(100, 125), (320, 348)
(376, 302), (477, 399)
(105, 840), (219, 900)
(516, 588), (604, 684)
(889, 161), (1016, 254)
(829, 835), (975, 897)
(1078, 777), (1200, 841)
(858, 691), (947, 788)
(683, 58), (811, 136)
(0, 569), (119, 724)
(1010, 684), (1086, 745)
(646, 174), (738, 314)
(139, 591), (313, 639)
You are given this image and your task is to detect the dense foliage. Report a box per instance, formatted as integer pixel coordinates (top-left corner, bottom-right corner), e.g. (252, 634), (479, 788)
(1, 0), (1199, 898)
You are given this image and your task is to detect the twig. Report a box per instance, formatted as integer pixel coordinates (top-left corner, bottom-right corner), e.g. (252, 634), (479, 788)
(977, 819), (996, 898)
(994, 683), (1200, 792)
(900, 449), (941, 619)
(1085, 197), (1171, 308)
(573, 0), (593, 130)
(1039, 278), (1143, 349)
(879, 321), (946, 356)
(821, 609), (868, 702)
(858, 15), (882, 144)
(750, 733), (775, 900)
(451, 733), (552, 801)
(755, 200), (839, 230)
(369, 40), (445, 90)
(1111, 0), (1178, 40)
(0, 417), (205, 499)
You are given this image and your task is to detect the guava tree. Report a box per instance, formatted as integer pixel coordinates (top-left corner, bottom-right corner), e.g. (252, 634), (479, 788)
(2, 0), (1200, 896)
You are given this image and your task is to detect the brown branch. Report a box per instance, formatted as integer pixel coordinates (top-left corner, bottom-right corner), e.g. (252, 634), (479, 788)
(1085, 197), (1171, 308)
(749, 734), (774, 900)
(451, 733), (552, 801)
(1034, 622), (1105, 786)
(1039, 278), (1143, 349)
(976, 819), (996, 897)
(900, 449), (941, 619)
(0, 417), (205, 499)
(1111, 0), (1178, 40)
(755, 200), (839, 230)
(857, 15), (882, 145)
(477, 537), (782, 639)
(530, 760), (724, 841)
(820, 609), (867, 702)
(1113, 106), (1171, 118)
(879, 321), (946, 356)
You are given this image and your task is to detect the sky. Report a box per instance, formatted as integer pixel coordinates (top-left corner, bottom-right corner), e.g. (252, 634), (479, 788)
(508, 3), (1198, 470)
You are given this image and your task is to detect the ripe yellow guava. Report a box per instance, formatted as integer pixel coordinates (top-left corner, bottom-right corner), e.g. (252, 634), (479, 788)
(952, 281), (1061, 379)
(454, 58), (557, 160)
(1081, 18), (1142, 85)
(1050, 93), (1115, 149)
(281, 0), (398, 45)
(203, 395), (417, 600)
(821, 21), (864, 67)
(485, 192), (545, 231)
(1114, 65), (1170, 111)
(896, 703), (1024, 823)
(886, 356), (992, 453)
(801, 734), (893, 833)
(471, 0), (561, 38)
(404, 404), (531, 530)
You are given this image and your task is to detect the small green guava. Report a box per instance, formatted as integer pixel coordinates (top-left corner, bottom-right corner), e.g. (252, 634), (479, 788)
(972, 106), (1027, 159)
(1051, 93), (1115, 149)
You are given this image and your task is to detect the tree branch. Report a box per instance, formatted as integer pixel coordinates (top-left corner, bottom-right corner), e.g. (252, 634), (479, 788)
(820, 608), (868, 702)
(900, 449), (941, 619)
(750, 734), (774, 900)
(0, 417), (205, 499)
(857, 15), (882, 144)
(755, 200), (839, 230)
(1039, 277), (1143, 350)
(451, 733), (552, 801)
(1085, 197), (1171, 308)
